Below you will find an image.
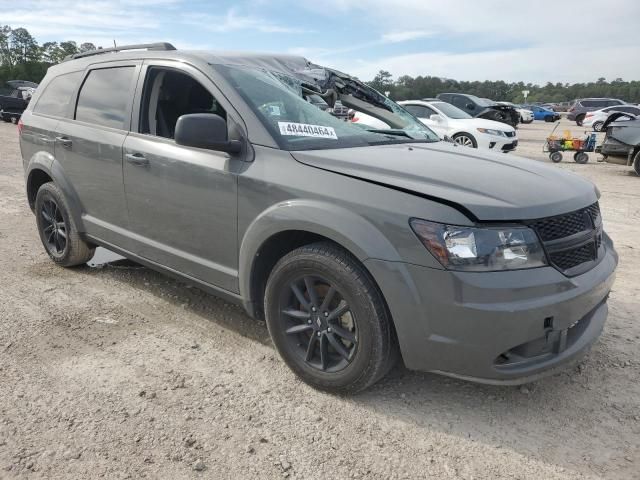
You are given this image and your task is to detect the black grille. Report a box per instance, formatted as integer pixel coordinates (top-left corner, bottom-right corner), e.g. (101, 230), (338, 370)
(531, 203), (600, 241)
(529, 203), (602, 274)
(549, 243), (595, 270)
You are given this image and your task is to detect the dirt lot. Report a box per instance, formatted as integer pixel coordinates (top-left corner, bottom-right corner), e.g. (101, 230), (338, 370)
(0, 119), (638, 479)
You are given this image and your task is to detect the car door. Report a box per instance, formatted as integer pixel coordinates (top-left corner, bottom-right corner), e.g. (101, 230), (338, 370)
(54, 61), (140, 244)
(122, 61), (242, 292)
(21, 71), (84, 164)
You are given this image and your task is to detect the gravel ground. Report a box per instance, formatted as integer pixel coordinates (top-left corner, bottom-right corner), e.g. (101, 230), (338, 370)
(0, 119), (638, 479)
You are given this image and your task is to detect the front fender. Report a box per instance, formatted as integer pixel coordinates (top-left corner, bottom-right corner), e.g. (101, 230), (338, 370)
(238, 199), (402, 301)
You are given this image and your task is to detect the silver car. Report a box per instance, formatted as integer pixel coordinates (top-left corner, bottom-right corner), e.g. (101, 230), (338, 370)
(19, 43), (617, 392)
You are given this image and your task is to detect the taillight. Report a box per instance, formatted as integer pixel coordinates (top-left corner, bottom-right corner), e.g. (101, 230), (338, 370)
(17, 118), (24, 135)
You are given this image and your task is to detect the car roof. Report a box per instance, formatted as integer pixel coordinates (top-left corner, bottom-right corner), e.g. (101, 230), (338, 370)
(51, 48), (313, 76)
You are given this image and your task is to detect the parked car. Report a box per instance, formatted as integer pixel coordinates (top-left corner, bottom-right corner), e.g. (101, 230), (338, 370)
(553, 101), (573, 113)
(0, 80), (38, 123)
(598, 112), (640, 175)
(567, 98), (627, 126)
(436, 93), (519, 128)
(498, 101), (533, 124)
(583, 105), (640, 131)
(19, 43), (617, 392)
(522, 104), (561, 122)
(398, 100), (518, 152)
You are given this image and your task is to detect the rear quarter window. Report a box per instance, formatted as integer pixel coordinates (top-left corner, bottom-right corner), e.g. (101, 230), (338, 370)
(33, 71), (83, 118)
(75, 66), (135, 129)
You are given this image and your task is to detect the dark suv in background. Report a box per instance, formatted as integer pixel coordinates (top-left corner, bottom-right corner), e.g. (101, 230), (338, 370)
(568, 98), (627, 126)
(436, 93), (519, 128)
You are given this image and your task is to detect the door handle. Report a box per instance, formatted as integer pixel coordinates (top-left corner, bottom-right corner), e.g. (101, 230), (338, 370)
(55, 136), (72, 148)
(125, 152), (149, 166)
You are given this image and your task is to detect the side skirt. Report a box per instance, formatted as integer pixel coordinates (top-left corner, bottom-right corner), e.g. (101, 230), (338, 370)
(84, 234), (245, 308)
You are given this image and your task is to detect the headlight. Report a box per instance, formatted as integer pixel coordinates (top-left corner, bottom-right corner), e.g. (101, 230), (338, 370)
(477, 128), (506, 136)
(409, 219), (547, 271)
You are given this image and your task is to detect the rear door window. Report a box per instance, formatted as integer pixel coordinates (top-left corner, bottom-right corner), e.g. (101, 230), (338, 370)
(33, 71), (83, 118)
(404, 105), (436, 118)
(75, 66), (136, 129)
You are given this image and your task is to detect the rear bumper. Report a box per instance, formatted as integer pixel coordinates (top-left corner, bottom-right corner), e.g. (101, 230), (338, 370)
(365, 237), (617, 384)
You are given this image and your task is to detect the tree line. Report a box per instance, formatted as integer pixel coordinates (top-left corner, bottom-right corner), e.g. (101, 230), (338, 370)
(0, 26), (98, 89)
(366, 70), (640, 104)
(2, 25), (639, 104)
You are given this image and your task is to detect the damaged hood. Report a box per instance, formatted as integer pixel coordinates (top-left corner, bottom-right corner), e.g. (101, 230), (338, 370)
(292, 142), (598, 221)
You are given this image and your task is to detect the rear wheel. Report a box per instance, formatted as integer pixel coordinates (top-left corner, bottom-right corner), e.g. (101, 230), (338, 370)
(265, 242), (397, 393)
(576, 114), (585, 126)
(633, 150), (640, 177)
(592, 121), (604, 132)
(574, 152), (589, 164)
(452, 132), (477, 148)
(35, 182), (95, 267)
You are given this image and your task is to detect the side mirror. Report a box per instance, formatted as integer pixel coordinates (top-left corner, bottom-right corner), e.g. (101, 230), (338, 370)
(466, 103), (475, 110)
(431, 114), (444, 123)
(175, 113), (241, 154)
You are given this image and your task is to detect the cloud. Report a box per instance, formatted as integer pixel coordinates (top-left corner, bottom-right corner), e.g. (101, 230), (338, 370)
(1, 0), (168, 42)
(381, 30), (433, 43)
(324, 45), (640, 84)
(182, 8), (307, 34)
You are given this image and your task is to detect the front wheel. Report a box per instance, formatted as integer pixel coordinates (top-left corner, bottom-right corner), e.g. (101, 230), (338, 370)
(576, 114), (585, 126)
(35, 182), (95, 267)
(550, 151), (563, 163)
(633, 150), (640, 176)
(592, 121), (604, 132)
(452, 133), (477, 148)
(265, 242), (397, 393)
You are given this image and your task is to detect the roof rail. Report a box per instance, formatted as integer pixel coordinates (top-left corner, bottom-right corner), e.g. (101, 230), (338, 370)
(64, 42), (176, 61)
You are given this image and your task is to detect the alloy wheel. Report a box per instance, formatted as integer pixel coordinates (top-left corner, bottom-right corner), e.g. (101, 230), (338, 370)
(279, 275), (358, 372)
(41, 199), (67, 255)
(454, 135), (474, 147)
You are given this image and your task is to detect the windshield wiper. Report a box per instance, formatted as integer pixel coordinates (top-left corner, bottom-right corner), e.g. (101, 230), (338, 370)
(365, 128), (413, 139)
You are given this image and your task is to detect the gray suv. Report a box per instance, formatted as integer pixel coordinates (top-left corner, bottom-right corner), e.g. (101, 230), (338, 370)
(20, 43), (617, 392)
(568, 98), (627, 125)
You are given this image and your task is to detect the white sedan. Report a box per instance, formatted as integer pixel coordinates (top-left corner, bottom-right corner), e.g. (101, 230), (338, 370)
(398, 100), (518, 152)
(583, 105), (640, 131)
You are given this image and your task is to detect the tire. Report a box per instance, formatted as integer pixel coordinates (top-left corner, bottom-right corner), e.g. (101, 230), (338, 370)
(264, 242), (397, 393)
(544, 116), (553, 122)
(576, 114), (585, 126)
(35, 182), (95, 267)
(574, 152), (589, 164)
(633, 150), (640, 177)
(550, 152), (563, 163)
(592, 121), (604, 132)
(452, 132), (477, 148)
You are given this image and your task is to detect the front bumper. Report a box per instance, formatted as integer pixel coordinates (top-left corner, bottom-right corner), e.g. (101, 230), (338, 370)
(480, 135), (518, 152)
(365, 239), (617, 384)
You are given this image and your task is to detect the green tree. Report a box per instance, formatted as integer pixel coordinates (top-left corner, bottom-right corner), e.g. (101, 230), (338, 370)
(9, 27), (39, 63)
(80, 42), (96, 53)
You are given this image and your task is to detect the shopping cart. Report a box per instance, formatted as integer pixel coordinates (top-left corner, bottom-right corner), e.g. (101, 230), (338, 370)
(543, 124), (597, 164)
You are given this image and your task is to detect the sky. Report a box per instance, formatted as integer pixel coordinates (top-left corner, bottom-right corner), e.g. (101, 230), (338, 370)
(4, 0), (640, 84)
